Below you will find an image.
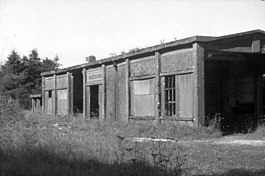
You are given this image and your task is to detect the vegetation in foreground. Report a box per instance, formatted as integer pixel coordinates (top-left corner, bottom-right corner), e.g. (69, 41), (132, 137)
(1, 98), (265, 175)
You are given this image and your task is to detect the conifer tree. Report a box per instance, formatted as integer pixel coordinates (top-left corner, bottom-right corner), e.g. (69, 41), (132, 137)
(0, 49), (61, 109)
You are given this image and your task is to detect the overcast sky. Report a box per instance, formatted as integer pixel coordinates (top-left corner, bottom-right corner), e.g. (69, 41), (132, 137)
(0, 0), (265, 68)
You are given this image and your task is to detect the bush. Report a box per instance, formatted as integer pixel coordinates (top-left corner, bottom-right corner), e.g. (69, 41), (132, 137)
(0, 94), (24, 127)
(253, 124), (265, 137)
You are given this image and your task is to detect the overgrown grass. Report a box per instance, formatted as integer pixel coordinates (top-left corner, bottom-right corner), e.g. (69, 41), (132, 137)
(0, 94), (24, 127)
(0, 110), (224, 176)
(1, 110), (265, 175)
(1, 94), (265, 175)
(251, 124), (265, 139)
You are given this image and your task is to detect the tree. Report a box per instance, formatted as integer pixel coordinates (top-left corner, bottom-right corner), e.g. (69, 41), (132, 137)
(0, 49), (61, 109)
(0, 50), (25, 99)
(42, 55), (61, 72)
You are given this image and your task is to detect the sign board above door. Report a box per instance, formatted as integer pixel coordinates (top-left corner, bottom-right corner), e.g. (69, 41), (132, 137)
(86, 68), (103, 85)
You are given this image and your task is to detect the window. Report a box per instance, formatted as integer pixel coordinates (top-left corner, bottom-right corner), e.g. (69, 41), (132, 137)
(131, 79), (154, 116)
(165, 75), (176, 116)
(178, 74), (193, 118)
(48, 90), (52, 98)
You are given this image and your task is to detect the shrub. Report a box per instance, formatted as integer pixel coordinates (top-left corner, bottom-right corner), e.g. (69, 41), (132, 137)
(253, 124), (265, 137)
(0, 94), (24, 127)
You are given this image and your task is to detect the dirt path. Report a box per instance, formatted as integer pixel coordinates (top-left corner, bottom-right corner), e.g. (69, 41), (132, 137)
(178, 135), (265, 146)
(213, 136), (265, 146)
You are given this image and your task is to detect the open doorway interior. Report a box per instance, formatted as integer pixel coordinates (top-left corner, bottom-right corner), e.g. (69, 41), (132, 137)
(262, 75), (265, 122)
(204, 56), (257, 133)
(90, 85), (99, 118)
(72, 69), (83, 114)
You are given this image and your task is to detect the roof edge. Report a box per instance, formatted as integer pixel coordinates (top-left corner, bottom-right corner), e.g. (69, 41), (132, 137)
(41, 29), (265, 76)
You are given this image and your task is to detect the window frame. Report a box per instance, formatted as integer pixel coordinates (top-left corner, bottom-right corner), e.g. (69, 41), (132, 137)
(130, 78), (155, 117)
(164, 75), (177, 116)
(161, 73), (194, 119)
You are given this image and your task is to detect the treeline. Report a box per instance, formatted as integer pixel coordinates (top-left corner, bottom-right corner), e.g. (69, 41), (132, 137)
(0, 49), (61, 109)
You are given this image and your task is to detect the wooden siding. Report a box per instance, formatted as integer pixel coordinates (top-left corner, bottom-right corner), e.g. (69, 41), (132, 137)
(99, 84), (103, 119)
(56, 75), (68, 89)
(161, 49), (194, 74)
(43, 73), (73, 116)
(44, 77), (54, 90)
(206, 36), (257, 53)
(45, 90), (53, 114)
(86, 86), (90, 118)
(106, 66), (116, 120)
(261, 39), (265, 53)
(117, 64), (127, 121)
(130, 56), (155, 79)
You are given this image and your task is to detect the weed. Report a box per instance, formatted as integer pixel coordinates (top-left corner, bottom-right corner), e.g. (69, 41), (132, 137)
(0, 112), (223, 176)
(0, 94), (24, 127)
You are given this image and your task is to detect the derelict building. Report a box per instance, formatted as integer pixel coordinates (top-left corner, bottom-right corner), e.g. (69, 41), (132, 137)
(40, 30), (265, 129)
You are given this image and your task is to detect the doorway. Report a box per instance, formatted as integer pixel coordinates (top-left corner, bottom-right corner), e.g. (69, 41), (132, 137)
(90, 85), (99, 118)
(261, 75), (265, 124)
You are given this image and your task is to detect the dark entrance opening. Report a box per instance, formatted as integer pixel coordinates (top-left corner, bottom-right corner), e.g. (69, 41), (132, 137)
(72, 69), (83, 114)
(90, 85), (99, 118)
(262, 75), (265, 122)
(204, 52), (260, 133)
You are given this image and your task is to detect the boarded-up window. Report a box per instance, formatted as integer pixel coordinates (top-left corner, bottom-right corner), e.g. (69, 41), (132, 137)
(178, 73), (193, 118)
(57, 89), (68, 115)
(131, 79), (154, 116)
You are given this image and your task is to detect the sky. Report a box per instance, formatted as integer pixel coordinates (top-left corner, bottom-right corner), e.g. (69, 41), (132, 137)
(0, 0), (265, 68)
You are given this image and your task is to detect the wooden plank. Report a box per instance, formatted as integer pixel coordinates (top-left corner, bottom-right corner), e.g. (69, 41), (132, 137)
(160, 116), (194, 121)
(252, 34), (261, 53)
(125, 59), (130, 122)
(53, 74), (57, 115)
(133, 82), (155, 117)
(99, 84), (103, 120)
(37, 99), (40, 113)
(161, 76), (165, 116)
(176, 75), (180, 118)
(87, 86), (91, 119)
(155, 52), (161, 126)
(129, 116), (155, 120)
(83, 69), (87, 118)
(47, 91), (53, 114)
(160, 70), (194, 76)
(32, 99), (34, 112)
(102, 64), (106, 121)
(71, 74), (74, 115)
(114, 62), (117, 121)
(57, 89), (68, 115)
(44, 78), (54, 90)
(56, 75), (68, 89)
(193, 43), (205, 126)
(67, 72), (70, 115)
(130, 74), (155, 80)
(178, 73), (193, 118)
